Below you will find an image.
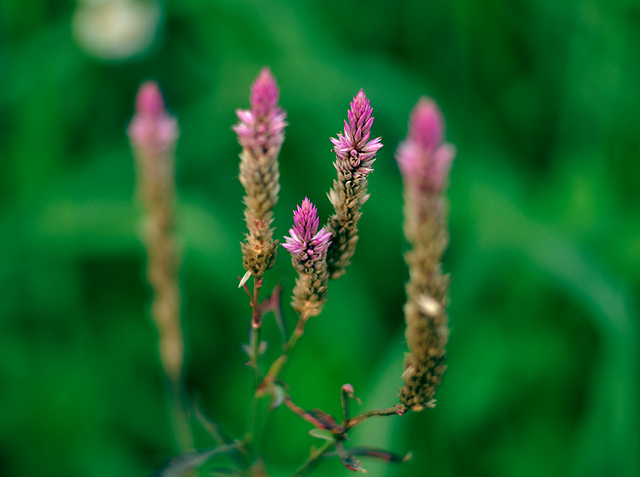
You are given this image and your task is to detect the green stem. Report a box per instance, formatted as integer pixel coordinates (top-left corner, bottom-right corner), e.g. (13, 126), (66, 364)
(263, 313), (310, 385)
(245, 277), (265, 460)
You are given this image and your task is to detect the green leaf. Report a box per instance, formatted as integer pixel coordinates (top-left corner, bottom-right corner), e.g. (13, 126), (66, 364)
(308, 428), (336, 442)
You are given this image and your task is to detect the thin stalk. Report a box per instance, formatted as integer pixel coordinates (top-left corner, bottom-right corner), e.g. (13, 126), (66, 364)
(290, 441), (335, 477)
(344, 404), (406, 429)
(263, 312), (310, 385)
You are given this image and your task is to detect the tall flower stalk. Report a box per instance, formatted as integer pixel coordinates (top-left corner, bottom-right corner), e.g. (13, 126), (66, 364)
(325, 90), (382, 279)
(128, 81), (191, 449)
(396, 98), (455, 412)
(234, 68), (287, 284)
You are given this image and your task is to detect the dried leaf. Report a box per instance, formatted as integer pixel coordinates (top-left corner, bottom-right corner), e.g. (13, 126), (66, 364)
(345, 447), (411, 463)
(308, 409), (345, 434)
(238, 271), (251, 289)
(335, 442), (364, 473)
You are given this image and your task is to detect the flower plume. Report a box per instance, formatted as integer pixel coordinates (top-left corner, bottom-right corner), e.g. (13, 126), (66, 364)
(128, 81), (185, 396)
(234, 68), (287, 278)
(325, 90), (382, 279)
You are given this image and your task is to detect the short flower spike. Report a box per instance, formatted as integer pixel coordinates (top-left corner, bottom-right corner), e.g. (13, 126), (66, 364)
(283, 198), (332, 319)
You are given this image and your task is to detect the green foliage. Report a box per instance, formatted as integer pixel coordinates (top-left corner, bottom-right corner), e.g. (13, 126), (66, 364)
(1, 0), (639, 476)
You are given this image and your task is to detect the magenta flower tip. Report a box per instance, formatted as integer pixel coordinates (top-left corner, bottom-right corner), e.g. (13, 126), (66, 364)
(234, 68), (287, 156)
(396, 97), (454, 193)
(331, 89), (382, 174)
(129, 81), (178, 151)
(283, 198), (332, 257)
(135, 81), (165, 118)
(410, 98), (443, 152)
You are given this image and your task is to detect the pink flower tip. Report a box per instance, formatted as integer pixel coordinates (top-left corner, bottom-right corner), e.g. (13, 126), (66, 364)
(234, 68), (287, 155)
(129, 81), (178, 151)
(135, 81), (166, 118)
(331, 89), (382, 174)
(251, 67), (280, 118)
(283, 198), (332, 257)
(410, 98), (443, 152)
(396, 97), (455, 193)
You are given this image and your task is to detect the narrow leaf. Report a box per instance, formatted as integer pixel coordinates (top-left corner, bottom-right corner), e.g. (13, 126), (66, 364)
(260, 282), (287, 340)
(148, 445), (239, 477)
(193, 399), (229, 446)
(308, 409), (346, 435)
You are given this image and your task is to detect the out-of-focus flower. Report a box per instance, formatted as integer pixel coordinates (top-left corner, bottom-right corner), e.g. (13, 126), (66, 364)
(129, 81), (178, 157)
(396, 98), (455, 196)
(396, 97), (455, 412)
(283, 198), (332, 319)
(72, 0), (161, 60)
(128, 81), (183, 383)
(325, 90), (382, 279)
(234, 68), (287, 279)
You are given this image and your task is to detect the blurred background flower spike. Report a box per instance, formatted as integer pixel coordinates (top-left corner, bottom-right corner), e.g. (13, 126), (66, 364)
(396, 97), (455, 412)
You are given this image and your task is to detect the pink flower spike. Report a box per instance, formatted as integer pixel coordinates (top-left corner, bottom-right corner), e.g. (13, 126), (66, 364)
(396, 97), (455, 194)
(283, 198), (332, 319)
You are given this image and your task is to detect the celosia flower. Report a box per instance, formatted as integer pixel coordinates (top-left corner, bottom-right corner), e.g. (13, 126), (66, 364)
(283, 198), (332, 319)
(128, 81), (184, 385)
(396, 97), (455, 412)
(325, 90), (382, 279)
(234, 68), (287, 278)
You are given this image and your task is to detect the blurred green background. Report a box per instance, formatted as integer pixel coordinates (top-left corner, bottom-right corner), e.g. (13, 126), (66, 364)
(1, 0), (639, 476)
